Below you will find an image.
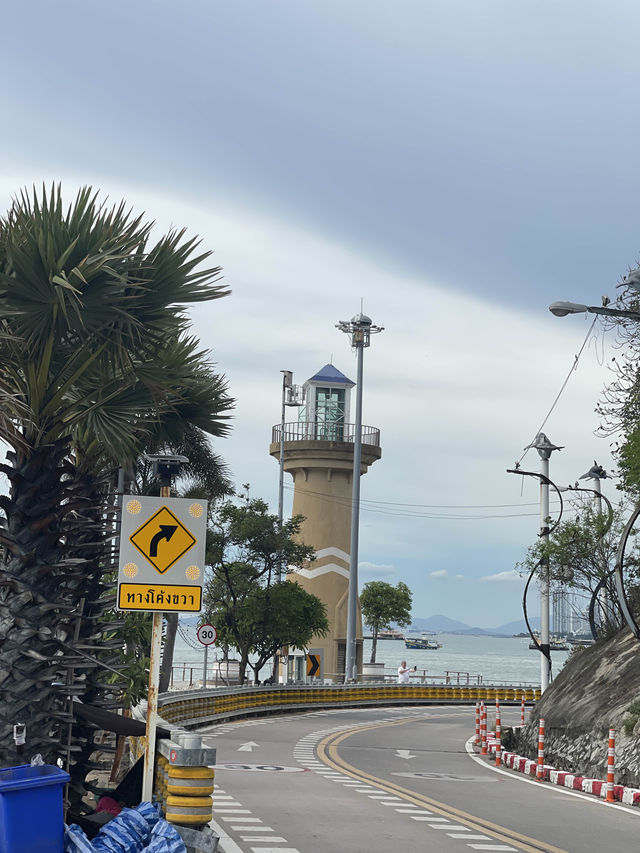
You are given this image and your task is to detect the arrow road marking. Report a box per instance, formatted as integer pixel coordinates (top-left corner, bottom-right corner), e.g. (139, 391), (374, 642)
(395, 749), (416, 759)
(149, 524), (178, 557)
(237, 741), (260, 752)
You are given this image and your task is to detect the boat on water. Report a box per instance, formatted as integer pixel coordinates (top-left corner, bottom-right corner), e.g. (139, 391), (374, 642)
(363, 629), (405, 641)
(405, 634), (442, 650)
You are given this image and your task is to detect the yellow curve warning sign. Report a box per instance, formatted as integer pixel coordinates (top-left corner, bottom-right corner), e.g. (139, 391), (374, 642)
(129, 506), (196, 574)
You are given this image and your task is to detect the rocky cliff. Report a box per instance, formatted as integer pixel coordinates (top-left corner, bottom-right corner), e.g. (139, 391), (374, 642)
(505, 628), (640, 786)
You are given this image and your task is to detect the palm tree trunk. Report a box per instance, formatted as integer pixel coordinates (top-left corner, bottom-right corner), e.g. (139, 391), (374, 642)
(159, 614), (178, 693)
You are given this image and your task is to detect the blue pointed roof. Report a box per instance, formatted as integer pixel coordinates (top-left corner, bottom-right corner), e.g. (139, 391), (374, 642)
(307, 363), (355, 386)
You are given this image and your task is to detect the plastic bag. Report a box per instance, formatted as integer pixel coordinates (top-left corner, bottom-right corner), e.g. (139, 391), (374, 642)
(64, 803), (186, 853)
(65, 823), (98, 853)
(30, 753), (45, 765)
(146, 821), (186, 853)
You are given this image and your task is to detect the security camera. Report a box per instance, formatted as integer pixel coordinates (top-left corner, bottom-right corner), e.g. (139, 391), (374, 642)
(144, 454), (189, 482)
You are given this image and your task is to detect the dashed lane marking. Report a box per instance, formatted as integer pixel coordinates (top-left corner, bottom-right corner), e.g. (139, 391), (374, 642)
(314, 718), (569, 853)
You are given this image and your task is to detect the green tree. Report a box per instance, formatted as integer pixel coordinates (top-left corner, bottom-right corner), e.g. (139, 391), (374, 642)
(203, 497), (316, 683)
(515, 499), (640, 636)
(0, 185), (232, 779)
(230, 581), (328, 684)
(360, 581), (412, 663)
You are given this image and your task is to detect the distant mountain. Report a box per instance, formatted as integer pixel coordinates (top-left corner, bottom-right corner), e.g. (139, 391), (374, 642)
(410, 615), (472, 633)
(409, 614), (542, 637)
(489, 617), (541, 635)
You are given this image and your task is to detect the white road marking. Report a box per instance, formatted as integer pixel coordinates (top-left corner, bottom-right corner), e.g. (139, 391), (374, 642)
(214, 809), (252, 814)
(448, 835), (491, 840)
(250, 848), (300, 853)
(209, 818), (245, 853)
(242, 838), (287, 843)
(395, 808), (433, 814)
(467, 846), (517, 851)
(464, 735), (640, 815)
(220, 817), (261, 823)
(232, 826), (274, 832)
(395, 749), (416, 759)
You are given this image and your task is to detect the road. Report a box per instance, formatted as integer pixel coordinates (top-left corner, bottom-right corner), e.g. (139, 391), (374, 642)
(199, 706), (640, 853)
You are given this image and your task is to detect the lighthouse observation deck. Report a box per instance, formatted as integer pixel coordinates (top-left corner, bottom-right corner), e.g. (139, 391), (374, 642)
(271, 421), (380, 447)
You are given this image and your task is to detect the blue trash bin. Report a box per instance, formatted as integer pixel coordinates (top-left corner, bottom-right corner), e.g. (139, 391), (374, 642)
(0, 763), (70, 853)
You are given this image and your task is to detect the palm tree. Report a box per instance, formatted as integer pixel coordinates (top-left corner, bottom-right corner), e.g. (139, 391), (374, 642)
(0, 184), (233, 770)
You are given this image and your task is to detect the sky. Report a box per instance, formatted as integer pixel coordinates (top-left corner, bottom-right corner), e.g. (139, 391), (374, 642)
(3, 1), (640, 628)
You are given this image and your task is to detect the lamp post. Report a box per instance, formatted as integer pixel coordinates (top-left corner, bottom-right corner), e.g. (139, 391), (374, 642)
(275, 371), (303, 683)
(580, 461), (610, 628)
(336, 312), (383, 682)
(278, 370), (293, 578)
(524, 433), (563, 693)
(549, 300), (640, 322)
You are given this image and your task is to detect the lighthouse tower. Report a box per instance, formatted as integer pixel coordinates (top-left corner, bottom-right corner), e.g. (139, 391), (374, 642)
(269, 363), (381, 680)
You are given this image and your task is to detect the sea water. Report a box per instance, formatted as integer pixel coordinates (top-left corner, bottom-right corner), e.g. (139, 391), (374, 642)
(173, 630), (571, 686)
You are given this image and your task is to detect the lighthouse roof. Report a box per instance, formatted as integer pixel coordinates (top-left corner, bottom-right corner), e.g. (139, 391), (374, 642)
(307, 363), (355, 386)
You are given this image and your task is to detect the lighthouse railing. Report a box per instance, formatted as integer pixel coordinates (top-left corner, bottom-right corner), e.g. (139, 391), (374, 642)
(272, 421), (380, 447)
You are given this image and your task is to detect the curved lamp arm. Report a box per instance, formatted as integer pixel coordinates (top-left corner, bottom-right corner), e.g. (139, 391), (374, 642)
(561, 484), (615, 640)
(614, 503), (640, 641)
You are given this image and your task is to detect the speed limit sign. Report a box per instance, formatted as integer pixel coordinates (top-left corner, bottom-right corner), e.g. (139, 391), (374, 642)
(197, 624), (217, 645)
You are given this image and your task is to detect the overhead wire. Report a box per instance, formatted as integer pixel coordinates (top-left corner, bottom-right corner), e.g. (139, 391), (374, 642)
(517, 317), (598, 467)
(283, 483), (571, 521)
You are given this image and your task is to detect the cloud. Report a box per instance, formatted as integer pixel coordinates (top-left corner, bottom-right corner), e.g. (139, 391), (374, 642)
(359, 561), (396, 578)
(479, 570), (522, 583)
(455, 574), (465, 580)
(430, 570), (448, 579)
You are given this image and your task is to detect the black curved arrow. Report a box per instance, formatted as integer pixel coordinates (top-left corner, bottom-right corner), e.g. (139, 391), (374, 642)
(307, 655), (320, 676)
(149, 524), (178, 557)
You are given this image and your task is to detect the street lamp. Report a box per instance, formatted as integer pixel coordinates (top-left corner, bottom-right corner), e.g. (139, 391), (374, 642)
(274, 371), (304, 685)
(277, 371), (304, 581)
(549, 300), (640, 321)
(524, 432), (563, 693)
(336, 312), (383, 682)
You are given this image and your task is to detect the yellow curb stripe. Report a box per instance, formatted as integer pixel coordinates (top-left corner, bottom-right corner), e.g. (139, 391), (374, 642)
(317, 718), (568, 853)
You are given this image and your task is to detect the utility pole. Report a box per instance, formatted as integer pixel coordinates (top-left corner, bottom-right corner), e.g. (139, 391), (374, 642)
(527, 433), (562, 693)
(336, 312), (383, 682)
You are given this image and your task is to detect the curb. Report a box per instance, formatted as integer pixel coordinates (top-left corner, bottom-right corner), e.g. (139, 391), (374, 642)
(482, 732), (640, 806)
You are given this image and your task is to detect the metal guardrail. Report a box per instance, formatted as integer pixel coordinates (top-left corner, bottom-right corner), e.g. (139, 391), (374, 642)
(271, 421), (381, 447)
(158, 682), (541, 730)
(169, 665), (493, 689)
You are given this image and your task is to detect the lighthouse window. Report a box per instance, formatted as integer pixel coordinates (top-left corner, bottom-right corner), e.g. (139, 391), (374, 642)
(315, 387), (345, 441)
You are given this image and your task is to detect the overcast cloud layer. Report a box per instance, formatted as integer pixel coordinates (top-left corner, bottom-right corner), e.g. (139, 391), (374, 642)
(2, 1), (639, 627)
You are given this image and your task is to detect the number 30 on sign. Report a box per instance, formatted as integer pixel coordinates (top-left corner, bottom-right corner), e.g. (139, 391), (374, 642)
(197, 624), (217, 645)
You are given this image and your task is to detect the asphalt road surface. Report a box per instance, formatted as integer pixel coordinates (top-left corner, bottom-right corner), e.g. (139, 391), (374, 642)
(198, 706), (640, 853)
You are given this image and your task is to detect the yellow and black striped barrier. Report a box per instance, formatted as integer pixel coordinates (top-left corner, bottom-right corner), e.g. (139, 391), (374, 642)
(157, 683), (539, 729)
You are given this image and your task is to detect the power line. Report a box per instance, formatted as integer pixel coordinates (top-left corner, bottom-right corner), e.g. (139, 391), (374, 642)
(518, 317), (598, 466)
(283, 483), (573, 522)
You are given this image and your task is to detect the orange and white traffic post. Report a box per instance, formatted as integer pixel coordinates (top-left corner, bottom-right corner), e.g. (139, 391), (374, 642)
(481, 702), (487, 755)
(495, 699), (502, 767)
(520, 694), (525, 726)
(536, 717), (545, 780)
(606, 728), (615, 803)
(475, 701), (480, 745)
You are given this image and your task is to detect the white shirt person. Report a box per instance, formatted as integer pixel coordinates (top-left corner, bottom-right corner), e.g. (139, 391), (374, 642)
(397, 661), (412, 684)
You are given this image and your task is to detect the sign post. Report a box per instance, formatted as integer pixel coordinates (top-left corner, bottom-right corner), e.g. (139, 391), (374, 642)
(197, 624), (217, 689)
(306, 647), (324, 681)
(118, 493), (207, 801)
